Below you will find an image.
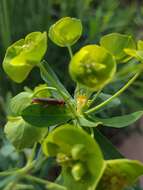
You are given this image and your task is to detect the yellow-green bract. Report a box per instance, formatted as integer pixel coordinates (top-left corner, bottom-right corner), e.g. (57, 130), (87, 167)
(100, 33), (136, 62)
(3, 32), (47, 83)
(42, 124), (105, 190)
(4, 116), (47, 150)
(124, 40), (143, 62)
(69, 45), (116, 91)
(49, 17), (82, 47)
(96, 159), (143, 190)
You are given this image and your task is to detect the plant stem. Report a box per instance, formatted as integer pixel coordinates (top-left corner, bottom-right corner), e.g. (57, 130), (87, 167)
(0, 171), (14, 176)
(24, 175), (66, 189)
(85, 72), (140, 115)
(27, 143), (37, 164)
(88, 89), (102, 108)
(67, 45), (73, 59)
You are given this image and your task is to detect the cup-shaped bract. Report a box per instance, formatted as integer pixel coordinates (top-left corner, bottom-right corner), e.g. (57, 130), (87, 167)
(3, 32), (47, 83)
(10, 84), (50, 116)
(33, 84), (51, 98)
(124, 40), (143, 62)
(100, 33), (136, 62)
(49, 17), (82, 47)
(42, 124), (105, 190)
(69, 45), (116, 91)
(96, 159), (143, 190)
(4, 117), (47, 150)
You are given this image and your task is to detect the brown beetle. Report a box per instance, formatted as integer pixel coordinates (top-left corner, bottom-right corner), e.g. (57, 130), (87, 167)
(32, 98), (65, 106)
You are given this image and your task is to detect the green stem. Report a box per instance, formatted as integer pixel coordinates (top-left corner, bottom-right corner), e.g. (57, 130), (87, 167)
(27, 143), (37, 164)
(88, 89), (102, 108)
(67, 45), (73, 59)
(0, 171), (14, 176)
(85, 72), (140, 115)
(24, 175), (66, 189)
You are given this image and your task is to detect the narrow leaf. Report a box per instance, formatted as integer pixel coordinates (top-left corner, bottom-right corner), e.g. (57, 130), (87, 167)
(88, 111), (143, 128)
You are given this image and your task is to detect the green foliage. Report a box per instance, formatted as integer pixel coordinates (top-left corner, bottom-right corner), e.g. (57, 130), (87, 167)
(22, 104), (73, 127)
(1, 16), (143, 190)
(86, 111), (143, 128)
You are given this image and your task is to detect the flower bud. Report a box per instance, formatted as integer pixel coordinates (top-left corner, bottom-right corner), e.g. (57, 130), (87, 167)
(49, 17), (82, 47)
(3, 32), (47, 83)
(69, 45), (116, 91)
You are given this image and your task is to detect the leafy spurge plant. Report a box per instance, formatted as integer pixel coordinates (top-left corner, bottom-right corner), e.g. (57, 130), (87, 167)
(1, 17), (143, 190)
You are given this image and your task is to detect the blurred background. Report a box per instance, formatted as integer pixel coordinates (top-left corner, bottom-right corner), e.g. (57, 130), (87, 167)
(0, 0), (143, 188)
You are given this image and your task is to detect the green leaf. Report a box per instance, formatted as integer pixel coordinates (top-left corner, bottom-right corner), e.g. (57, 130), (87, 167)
(100, 33), (136, 62)
(22, 104), (72, 127)
(88, 111), (143, 128)
(94, 129), (123, 160)
(42, 124), (105, 190)
(96, 159), (143, 190)
(3, 32), (47, 83)
(40, 60), (72, 99)
(49, 17), (82, 47)
(4, 116), (47, 150)
(79, 117), (102, 127)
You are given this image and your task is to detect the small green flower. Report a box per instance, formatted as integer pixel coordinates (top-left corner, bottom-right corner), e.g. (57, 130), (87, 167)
(69, 45), (116, 91)
(42, 124), (105, 190)
(96, 159), (143, 190)
(49, 17), (82, 47)
(3, 32), (47, 83)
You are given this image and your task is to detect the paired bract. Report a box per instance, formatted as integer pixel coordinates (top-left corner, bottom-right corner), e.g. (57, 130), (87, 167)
(3, 32), (47, 83)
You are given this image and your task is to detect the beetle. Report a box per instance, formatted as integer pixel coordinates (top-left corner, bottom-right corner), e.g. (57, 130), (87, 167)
(32, 98), (65, 106)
